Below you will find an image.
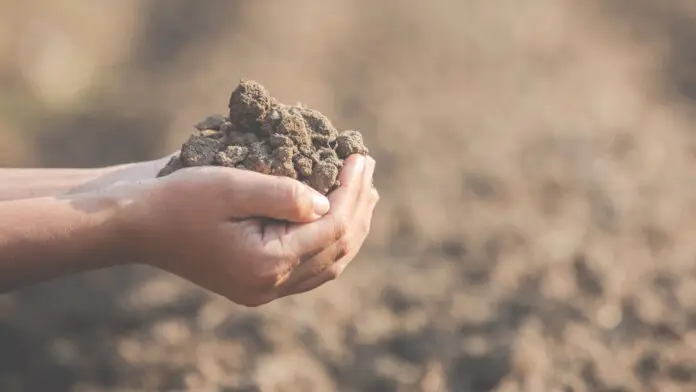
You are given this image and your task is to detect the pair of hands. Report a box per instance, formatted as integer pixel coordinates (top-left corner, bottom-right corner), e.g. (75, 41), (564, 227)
(85, 153), (378, 307)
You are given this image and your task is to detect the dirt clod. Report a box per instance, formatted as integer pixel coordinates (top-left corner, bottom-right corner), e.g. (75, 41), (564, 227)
(194, 115), (227, 132)
(158, 79), (368, 194)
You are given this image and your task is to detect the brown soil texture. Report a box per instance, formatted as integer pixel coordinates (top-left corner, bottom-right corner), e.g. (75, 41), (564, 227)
(2, 1), (696, 392)
(158, 80), (368, 195)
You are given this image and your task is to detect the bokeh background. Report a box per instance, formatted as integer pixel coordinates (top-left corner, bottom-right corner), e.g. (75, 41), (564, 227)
(1, 0), (696, 391)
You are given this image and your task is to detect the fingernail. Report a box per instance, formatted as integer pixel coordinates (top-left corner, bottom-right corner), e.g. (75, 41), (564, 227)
(313, 193), (330, 216)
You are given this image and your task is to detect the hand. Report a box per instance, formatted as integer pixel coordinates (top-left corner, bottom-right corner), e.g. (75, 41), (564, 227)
(113, 154), (378, 307)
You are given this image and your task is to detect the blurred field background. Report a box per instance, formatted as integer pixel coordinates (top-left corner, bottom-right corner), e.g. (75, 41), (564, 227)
(2, 0), (696, 391)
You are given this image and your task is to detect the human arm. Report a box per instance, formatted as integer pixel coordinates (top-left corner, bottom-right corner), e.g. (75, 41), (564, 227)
(0, 154), (173, 201)
(0, 193), (129, 291)
(0, 168), (110, 201)
(0, 155), (378, 305)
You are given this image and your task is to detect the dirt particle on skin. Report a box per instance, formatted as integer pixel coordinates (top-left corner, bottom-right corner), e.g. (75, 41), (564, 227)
(158, 79), (369, 194)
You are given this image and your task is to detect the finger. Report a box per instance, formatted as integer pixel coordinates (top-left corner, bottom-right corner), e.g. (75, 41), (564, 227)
(282, 164), (379, 295)
(220, 168), (331, 223)
(257, 154), (370, 295)
(287, 198), (376, 295)
(332, 154), (367, 216)
(351, 155), (377, 244)
(280, 228), (363, 296)
(325, 156), (376, 271)
(272, 212), (347, 290)
(280, 264), (336, 296)
(273, 155), (371, 288)
(281, 154), (366, 257)
(282, 220), (366, 296)
(277, 239), (345, 295)
(351, 156), (379, 251)
(362, 156), (376, 195)
(334, 187), (378, 272)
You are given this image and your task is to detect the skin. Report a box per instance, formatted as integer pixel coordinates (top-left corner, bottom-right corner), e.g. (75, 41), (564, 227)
(0, 155), (173, 201)
(0, 153), (378, 307)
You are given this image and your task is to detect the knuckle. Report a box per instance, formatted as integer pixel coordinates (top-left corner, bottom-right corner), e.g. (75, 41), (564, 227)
(327, 266), (341, 281)
(331, 214), (350, 241)
(276, 177), (306, 216)
(279, 250), (300, 267)
(336, 235), (352, 260)
(329, 264), (346, 280)
(252, 265), (281, 291)
(275, 176), (297, 201)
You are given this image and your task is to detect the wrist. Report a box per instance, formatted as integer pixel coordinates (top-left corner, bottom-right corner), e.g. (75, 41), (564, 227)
(58, 190), (138, 270)
(99, 180), (168, 269)
(0, 191), (136, 291)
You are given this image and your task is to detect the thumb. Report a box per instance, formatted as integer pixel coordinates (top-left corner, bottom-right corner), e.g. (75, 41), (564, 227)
(226, 169), (330, 223)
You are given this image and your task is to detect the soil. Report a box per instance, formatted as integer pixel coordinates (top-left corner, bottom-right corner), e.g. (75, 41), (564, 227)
(157, 80), (368, 195)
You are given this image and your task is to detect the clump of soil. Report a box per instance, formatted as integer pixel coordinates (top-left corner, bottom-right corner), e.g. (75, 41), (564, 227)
(157, 79), (369, 194)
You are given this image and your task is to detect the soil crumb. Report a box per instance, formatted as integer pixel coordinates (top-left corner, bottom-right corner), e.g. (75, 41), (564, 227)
(158, 79), (369, 194)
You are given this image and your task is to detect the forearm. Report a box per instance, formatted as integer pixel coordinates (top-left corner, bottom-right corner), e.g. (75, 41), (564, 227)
(0, 158), (164, 201)
(0, 167), (117, 201)
(0, 193), (129, 292)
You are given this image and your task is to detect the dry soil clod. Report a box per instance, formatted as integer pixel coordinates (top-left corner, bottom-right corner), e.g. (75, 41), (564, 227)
(158, 79), (369, 195)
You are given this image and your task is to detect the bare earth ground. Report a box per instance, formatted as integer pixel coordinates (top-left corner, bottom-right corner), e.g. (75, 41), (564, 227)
(1, 1), (696, 391)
